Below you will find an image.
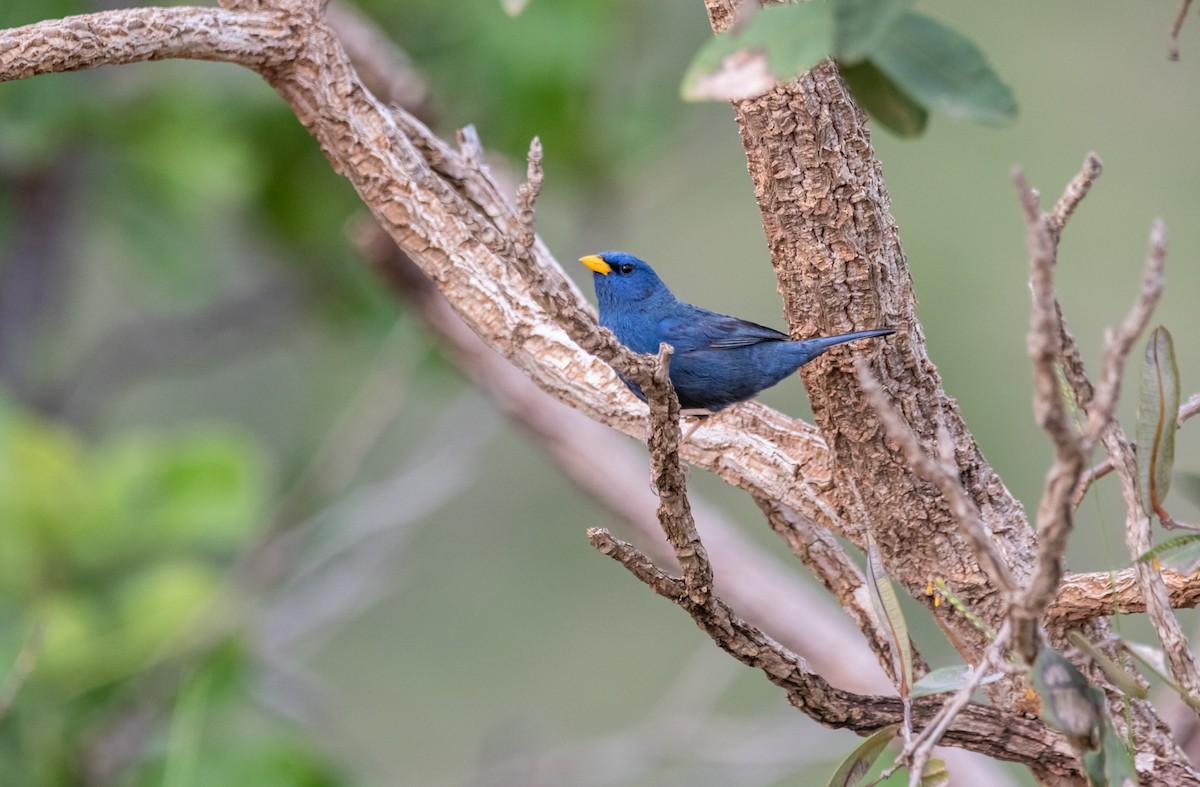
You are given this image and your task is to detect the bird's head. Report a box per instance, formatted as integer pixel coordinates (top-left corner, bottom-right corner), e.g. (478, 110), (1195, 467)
(578, 251), (672, 309)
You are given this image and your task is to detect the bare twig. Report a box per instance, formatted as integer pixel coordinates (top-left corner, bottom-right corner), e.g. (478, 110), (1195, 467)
(644, 343), (713, 604)
(1009, 168), (1165, 665)
(1046, 152), (1102, 241)
(1009, 169), (1091, 662)
(875, 623), (1012, 787)
(1105, 427), (1200, 704)
(587, 529), (1080, 777)
(1170, 0), (1195, 60)
(754, 497), (928, 685)
(514, 137), (543, 250)
(856, 361), (1015, 597)
(1080, 220), (1166, 442)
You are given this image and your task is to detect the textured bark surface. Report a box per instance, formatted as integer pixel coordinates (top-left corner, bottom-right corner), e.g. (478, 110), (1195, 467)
(716, 48), (1034, 664)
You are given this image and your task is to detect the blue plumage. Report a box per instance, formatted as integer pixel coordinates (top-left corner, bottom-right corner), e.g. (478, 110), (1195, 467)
(579, 251), (894, 413)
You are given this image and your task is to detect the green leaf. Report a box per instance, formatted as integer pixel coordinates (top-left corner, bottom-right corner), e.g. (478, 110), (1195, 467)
(1137, 533), (1200, 573)
(1066, 631), (1148, 699)
(682, 3), (834, 102)
(865, 534), (913, 696)
(910, 664), (1002, 698)
(870, 12), (1016, 125)
(1098, 717), (1139, 787)
(1136, 326), (1179, 519)
(920, 758), (951, 787)
(1030, 646), (1102, 747)
(1123, 641), (1200, 713)
(832, 0), (915, 63)
(841, 60), (928, 137)
(163, 670), (213, 787)
(824, 724), (899, 787)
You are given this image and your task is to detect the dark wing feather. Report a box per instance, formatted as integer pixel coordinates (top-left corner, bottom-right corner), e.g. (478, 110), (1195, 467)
(660, 309), (789, 353)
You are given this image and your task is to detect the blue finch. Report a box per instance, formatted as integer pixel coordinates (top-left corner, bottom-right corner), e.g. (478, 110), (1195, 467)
(579, 251), (894, 413)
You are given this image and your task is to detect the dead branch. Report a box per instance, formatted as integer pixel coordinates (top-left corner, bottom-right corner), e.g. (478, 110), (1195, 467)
(1171, 0), (1195, 60)
(588, 529), (1082, 780)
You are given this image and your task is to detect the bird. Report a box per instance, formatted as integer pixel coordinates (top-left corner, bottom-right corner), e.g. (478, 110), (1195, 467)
(579, 251), (894, 415)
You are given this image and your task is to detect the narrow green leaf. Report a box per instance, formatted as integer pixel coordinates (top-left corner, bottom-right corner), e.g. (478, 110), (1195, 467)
(824, 724), (899, 787)
(920, 758), (951, 787)
(1030, 646), (1102, 746)
(162, 670), (213, 787)
(682, 3), (834, 102)
(1097, 717), (1139, 787)
(870, 12), (1016, 125)
(1123, 641), (1200, 713)
(832, 0), (915, 63)
(1136, 326), (1180, 518)
(841, 60), (928, 137)
(1137, 533), (1200, 573)
(865, 534), (913, 696)
(1066, 631), (1148, 699)
(910, 664), (1002, 698)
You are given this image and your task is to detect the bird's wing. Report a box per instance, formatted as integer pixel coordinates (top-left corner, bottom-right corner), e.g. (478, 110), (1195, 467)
(659, 311), (789, 352)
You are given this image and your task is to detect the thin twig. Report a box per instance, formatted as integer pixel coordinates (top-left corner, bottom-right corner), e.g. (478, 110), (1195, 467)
(1010, 169), (1090, 663)
(874, 623), (1012, 787)
(1105, 427), (1200, 704)
(645, 342), (713, 604)
(1046, 153), (1102, 242)
(856, 361), (1015, 597)
(1079, 220), (1167, 444)
(1170, 0), (1195, 60)
(755, 497), (929, 684)
(514, 136), (542, 252)
(904, 624), (1012, 787)
(588, 529), (1077, 775)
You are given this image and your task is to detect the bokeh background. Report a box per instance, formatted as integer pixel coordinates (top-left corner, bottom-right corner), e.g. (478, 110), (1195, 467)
(1, 1), (1199, 785)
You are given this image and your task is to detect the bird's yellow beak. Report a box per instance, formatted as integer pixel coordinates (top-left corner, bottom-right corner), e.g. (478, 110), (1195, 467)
(579, 255), (612, 275)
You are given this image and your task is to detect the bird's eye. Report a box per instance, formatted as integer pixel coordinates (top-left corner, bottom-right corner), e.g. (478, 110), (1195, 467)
(619, 263), (634, 274)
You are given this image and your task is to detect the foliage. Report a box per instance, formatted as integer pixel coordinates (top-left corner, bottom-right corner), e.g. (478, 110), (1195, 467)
(681, 0), (1015, 136)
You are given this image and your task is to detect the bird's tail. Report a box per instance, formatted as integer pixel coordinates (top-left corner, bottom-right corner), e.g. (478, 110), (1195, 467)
(802, 328), (895, 357)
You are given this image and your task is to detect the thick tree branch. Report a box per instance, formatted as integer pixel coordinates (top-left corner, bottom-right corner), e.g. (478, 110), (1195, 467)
(1050, 568), (1200, 627)
(701, 2), (1035, 678)
(0, 7), (297, 78)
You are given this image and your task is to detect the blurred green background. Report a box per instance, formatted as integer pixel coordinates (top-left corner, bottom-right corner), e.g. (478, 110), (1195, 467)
(1, 1), (1199, 785)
